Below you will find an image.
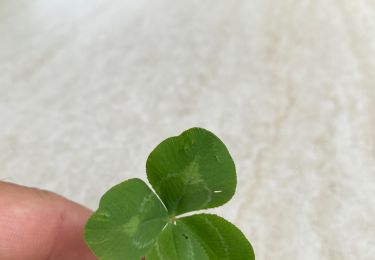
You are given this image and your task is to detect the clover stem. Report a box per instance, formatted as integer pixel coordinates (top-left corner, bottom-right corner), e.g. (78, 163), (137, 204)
(169, 216), (177, 225)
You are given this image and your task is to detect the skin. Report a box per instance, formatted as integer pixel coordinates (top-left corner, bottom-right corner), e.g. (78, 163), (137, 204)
(0, 181), (97, 260)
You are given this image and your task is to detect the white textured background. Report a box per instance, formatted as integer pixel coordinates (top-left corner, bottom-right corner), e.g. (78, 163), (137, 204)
(1, 0), (375, 259)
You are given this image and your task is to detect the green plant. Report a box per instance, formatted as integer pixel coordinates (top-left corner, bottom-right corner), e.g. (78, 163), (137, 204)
(84, 127), (255, 259)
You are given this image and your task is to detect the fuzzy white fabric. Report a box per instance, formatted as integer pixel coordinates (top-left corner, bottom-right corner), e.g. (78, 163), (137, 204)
(1, 0), (374, 259)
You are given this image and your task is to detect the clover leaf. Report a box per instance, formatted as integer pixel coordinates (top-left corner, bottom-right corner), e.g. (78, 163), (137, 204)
(84, 127), (255, 260)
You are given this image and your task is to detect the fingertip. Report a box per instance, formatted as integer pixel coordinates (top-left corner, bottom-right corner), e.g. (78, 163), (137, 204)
(0, 182), (96, 260)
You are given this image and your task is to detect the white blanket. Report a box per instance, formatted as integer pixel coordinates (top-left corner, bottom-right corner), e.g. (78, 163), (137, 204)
(0, 0), (374, 259)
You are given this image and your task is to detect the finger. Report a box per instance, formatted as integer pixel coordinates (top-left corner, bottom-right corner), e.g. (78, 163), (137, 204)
(0, 181), (96, 260)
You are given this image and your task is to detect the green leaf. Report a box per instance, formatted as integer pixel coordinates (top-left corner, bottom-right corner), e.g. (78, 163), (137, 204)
(84, 178), (168, 260)
(146, 223), (209, 260)
(145, 214), (254, 260)
(146, 214), (255, 260)
(178, 214), (255, 260)
(146, 127), (236, 216)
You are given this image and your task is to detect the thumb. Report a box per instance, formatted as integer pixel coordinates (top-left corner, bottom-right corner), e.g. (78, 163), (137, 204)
(0, 181), (96, 260)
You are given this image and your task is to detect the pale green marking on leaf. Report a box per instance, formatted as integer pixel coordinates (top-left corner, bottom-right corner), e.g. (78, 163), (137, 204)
(139, 192), (157, 214)
(132, 234), (156, 249)
(93, 211), (110, 223)
(181, 159), (200, 184)
(203, 216), (229, 258)
(154, 241), (162, 258)
(131, 218), (168, 249)
(186, 229), (194, 259)
(121, 215), (140, 236)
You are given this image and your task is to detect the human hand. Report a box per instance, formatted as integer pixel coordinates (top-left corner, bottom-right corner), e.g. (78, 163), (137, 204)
(0, 181), (96, 260)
